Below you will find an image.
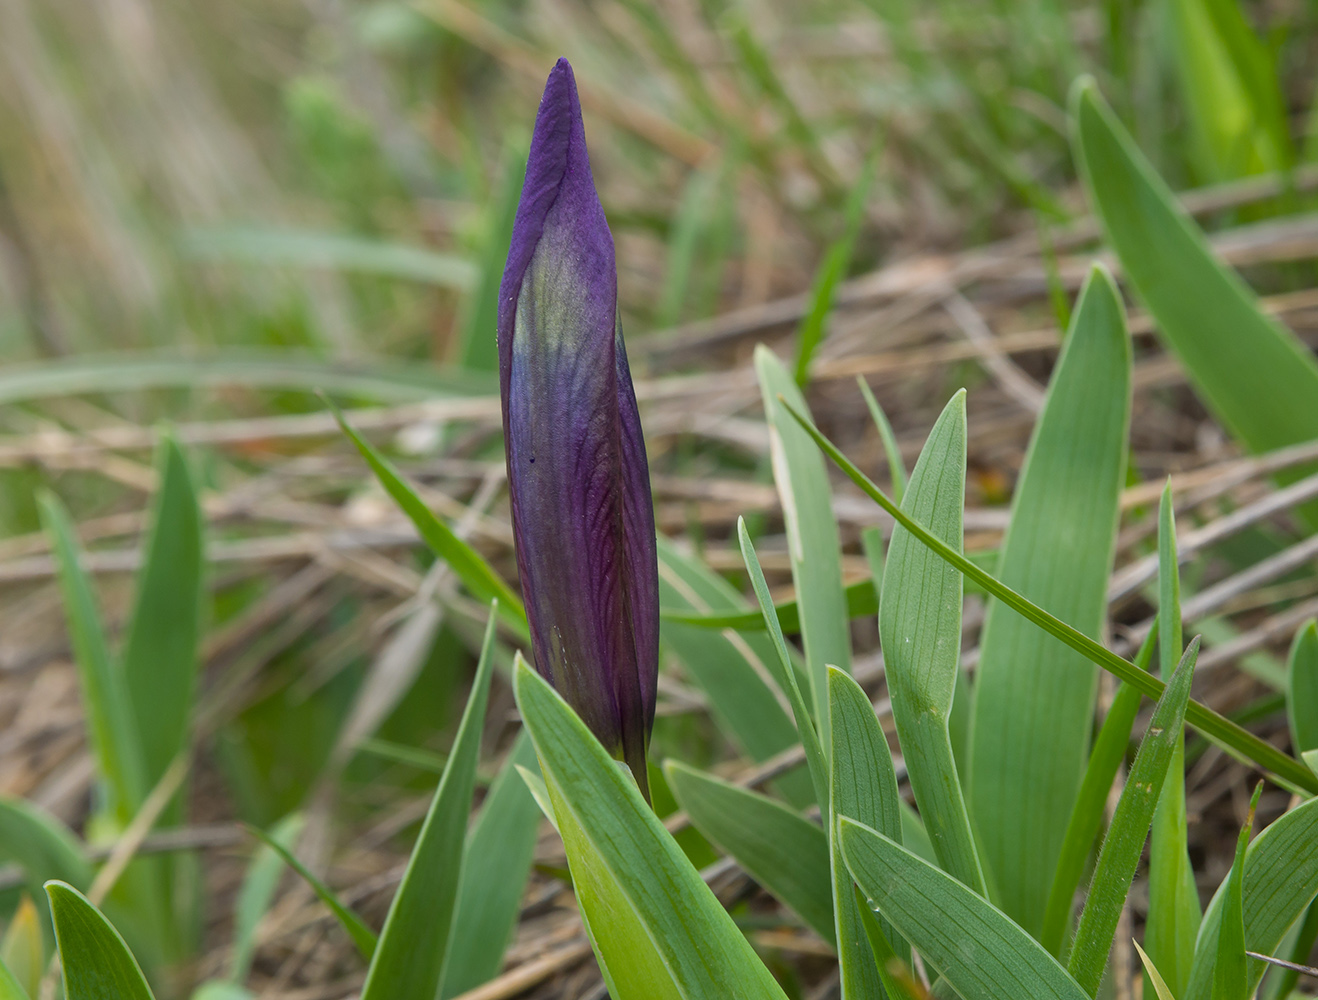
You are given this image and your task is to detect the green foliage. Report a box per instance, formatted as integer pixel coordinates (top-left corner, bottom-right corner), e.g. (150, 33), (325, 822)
(665, 761), (834, 944)
(246, 825), (377, 959)
(46, 882), (155, 1000)
(841, 820), (1089, 1000)
(879, 390), (985, 895)
(970, 266), (1131, 936)
(1072, 81), (1318, 525)
(360, 602), (499, 1000)
(1146, 487), (1201, 999)
(1162, 0), (1290, 179)
(1067, 638), (1198, 996)
(783, 401), (1318, 794)
(828, 667), (907, 999)
(439, 730), (542, 998)
(756, 346), (851, 747)
(1041, 627), (1158, 958)
(1287, 620), (1318, 754)
(1184, 795), (1318, 1000)
(656, 538), (812, 806)
(514, 656), (790, 1000)
(329, 399), (528, 636)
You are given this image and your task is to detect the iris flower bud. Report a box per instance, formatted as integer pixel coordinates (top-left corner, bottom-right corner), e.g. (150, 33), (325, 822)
(498, 59), (658, 800)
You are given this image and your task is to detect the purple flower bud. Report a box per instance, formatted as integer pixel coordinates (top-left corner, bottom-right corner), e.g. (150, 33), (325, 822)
(498, 59), (658, 800)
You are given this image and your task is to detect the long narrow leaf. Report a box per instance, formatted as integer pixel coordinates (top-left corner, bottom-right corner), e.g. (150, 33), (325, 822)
(664, 761), (834, 944)
(46, 881), (154, 1000)
(739, 519), (829, 809)
(245, 826), (377, 959)
(1147, 485), (1201, 998)
(657, 538), (812, 806)
(879, 390), (985, 894)
(120, 436), (203, 791)
(39, 494), (147, 818)
(329, 401), (528, 636)
(970, 265), (1131, 935)
(840, 820), (1089, 1000)
(778, 400), (1318, 794)
(1068, 637), (1199, 996)
(1287, 620), (1318, 754)
(1041, 625), (1159, 957)
(360, 601), (500, 999)
(1071, 81), (1318, 525)
(828, 666), (907, 999)
(1212, 786), (1262, 1000)
(515, 658), (790, 1000)
(756, 346), (851, 748)
(439, 730), (544, 999)
(1184, 795), (1318, 1000)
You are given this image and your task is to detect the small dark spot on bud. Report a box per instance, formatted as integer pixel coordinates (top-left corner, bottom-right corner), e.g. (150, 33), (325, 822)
(529, 456), (535, 463)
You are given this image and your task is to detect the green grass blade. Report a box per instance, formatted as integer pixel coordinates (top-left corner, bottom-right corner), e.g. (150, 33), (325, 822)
(1135, 941), (1180, 1000)
(456, 142), (525, 372)
(231, 813), (304, 982)
(1185, 794), (1318, 1000)
(180, 226), (476, 288)
(0, 798), (93, 892)
(45, 881), (155, 1000)
(828, 667), (907, 999)
(778, 400), (1318, 794)
(1071, 81), (1318, 525)
(857, 377), (907, 503)
(738, 519), (830, 810)
(439, 729), (541, 999)
(840, 820), (1089, 1000)
(1259, 900), (1318, 1000)
(39, 493), (147, 819)
(793, 150), (879, 385)
(1147, 486), (1201, 999)
(121, 436), (203, 792)
(515, 657), (791, 1000)
(879, 390), (986, 895)
(0, 352), (494, 406)
(0, 956), (29, 1000)
(660, 577), (878, 633)
(360, 601), (500, 1000)
(245, 826), (377, 959)
(328, 400), (528, 637)
(1164, 0), (1290, 179)
(656, 538), (812, 806)
(756, 346), (852, 748)
(1068, 637), (1200, 996)
(2, 896), (44, 1000)
(1041, 625), (1159, 958)
(662, 551), (999, 632)
(970, 265), (1131, 935)
(1287, 620), (1318, 754)
(664, 761), (834, 945)
(1212, 785), (1262, 1000)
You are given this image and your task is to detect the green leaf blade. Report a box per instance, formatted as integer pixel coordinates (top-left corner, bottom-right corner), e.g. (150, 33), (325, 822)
(664, 761), (834, 945)
(515, 658), (790, 1000)
(1068, 637), (1200, 996)
(360, 602), (501, 1000)
(46, 881), (155, 1000)
(1071, 81), (1318, 524)
(439, 730), (544, 999)
(840, 820), (1089, 1000)
(756, 346), (852, 748)
(121, 436), (203, 791)
(828, 667), (906, 999)
(879, 390), (986, 895)
(970, 265), (1132, 936)
(329, 401), (528, 636)
(1287, 620), (1318, 755)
